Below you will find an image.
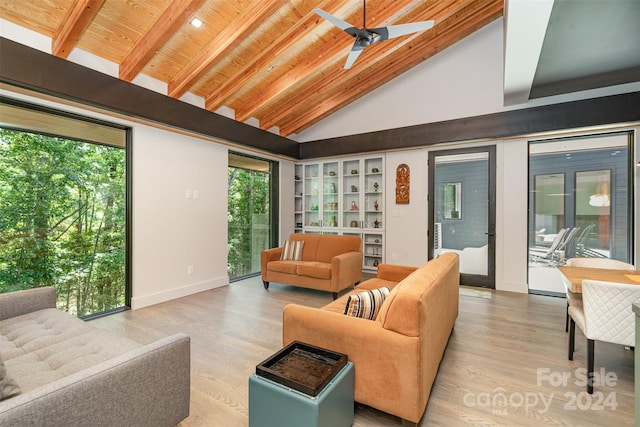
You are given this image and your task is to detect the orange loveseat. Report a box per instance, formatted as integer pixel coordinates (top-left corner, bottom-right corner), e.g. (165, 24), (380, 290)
(260, 233), (363, 299)
(282, 252), (460, 425)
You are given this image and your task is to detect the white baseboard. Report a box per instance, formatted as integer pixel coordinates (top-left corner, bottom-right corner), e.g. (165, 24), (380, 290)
(131, 276), (228, 309)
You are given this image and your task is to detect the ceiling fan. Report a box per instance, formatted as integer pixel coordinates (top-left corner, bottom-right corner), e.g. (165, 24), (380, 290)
(314, 1), (435, 69)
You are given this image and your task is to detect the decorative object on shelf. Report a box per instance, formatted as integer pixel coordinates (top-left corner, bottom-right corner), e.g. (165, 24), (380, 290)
(311, 172), (318, 177)
(351, 201), (358, 211)
(331, 183), (337, 193)
(296, 223), (303, 228)
(373, 182), (379, 192)
(372, 168), (379, 173)
(373, 259), (379, 267)
(373, 219), (381, 228)
(311, 204), (318, 211)
(295, 175), (301, 180)
(351, 169), (358, 174)
(331, 215), (338, 227)
(374, 200), (379, 211)
(395, 163), (410, 204)
(375, 239), (380, 243)
(329, 171), (336, 176)
(350, 220), (358, 227)
(351, 185), (358, 192)
(310, 221), (319, 226)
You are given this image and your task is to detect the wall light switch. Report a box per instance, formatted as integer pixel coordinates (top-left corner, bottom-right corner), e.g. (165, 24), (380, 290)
(193, 190), (200, 199)
(186, 189), (192, 199)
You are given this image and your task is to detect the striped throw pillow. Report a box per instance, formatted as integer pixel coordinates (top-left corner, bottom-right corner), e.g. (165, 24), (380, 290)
(343, 287), (391, 320)
(280, 240), (304, 261)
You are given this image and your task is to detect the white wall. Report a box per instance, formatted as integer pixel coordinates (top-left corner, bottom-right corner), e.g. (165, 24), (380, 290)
(131, 126), (229, 309)
(384, 150), (430, 267)
(294, 19), (505, 142)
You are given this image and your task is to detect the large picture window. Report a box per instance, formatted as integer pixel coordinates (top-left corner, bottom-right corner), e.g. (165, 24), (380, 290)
(0, 99), (129, 317)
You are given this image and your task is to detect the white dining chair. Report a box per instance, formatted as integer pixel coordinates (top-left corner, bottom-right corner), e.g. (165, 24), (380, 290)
(567, 279), (640, 394)
(563, 258), (634, 332)
(563, 257), (635, 332)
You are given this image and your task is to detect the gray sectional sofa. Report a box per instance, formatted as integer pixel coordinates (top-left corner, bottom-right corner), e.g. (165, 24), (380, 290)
(0, 287), (191, 427)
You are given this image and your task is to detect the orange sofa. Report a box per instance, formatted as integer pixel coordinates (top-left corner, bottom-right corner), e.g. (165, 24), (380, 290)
(282, 252), (460, 425)
(260, 233), (363, 299)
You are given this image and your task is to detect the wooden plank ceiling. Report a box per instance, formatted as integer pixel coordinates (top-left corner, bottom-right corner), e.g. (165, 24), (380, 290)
(0, 0), (503, 138)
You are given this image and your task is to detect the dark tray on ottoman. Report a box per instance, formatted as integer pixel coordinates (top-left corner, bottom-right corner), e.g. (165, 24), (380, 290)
(256, 341), (348, 397)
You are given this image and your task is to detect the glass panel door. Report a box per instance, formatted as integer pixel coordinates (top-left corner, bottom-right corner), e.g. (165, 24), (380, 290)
(528, 133), (632, 295)
(428, 146), (496, 288)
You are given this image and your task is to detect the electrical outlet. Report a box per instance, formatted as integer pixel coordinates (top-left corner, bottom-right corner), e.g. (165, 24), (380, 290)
(193, 190), (200, 199)
(186, 189), (192, 199)
(187, 265), (194, 275)
(392, 253), (398, 261)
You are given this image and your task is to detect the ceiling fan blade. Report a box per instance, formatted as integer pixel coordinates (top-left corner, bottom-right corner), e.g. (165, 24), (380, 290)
(314, 8), (356, 33)
(371, 20), (434, 42)
(344, 43), (366, 69)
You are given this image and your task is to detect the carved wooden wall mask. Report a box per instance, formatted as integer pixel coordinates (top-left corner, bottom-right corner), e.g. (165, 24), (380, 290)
(396, 163), (410, 204)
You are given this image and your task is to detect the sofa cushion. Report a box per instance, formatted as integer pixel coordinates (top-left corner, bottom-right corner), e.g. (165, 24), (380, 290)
(343, 287), (390, 320)
(267, 260), (300, 275)
(0, 356), (21, 401)
(280, 240), (304, 261)
(377, 253), (459, 337)
(315, 235), (362, 263)
(0, 308), (142, 393)
(289, 234), (322, 261)
(296, 262), (332, 280)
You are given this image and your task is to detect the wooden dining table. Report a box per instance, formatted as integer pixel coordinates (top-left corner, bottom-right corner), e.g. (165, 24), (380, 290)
(557, 265), (640, 293)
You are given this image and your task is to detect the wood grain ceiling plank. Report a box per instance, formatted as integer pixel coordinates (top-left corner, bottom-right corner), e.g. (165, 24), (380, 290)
(259, 0), (472, 131)
(52, 0), (105, 58)
(167, 0), (288, 99)
(119, 0), (206, 82)
(233, 0), (422, 123)
(0, 1), (66, 35)
(279, 0), (503, 136)
(203, 0), (347, 112)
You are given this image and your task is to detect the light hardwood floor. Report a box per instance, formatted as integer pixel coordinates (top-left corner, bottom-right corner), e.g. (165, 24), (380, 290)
(90, 277), (634, 426)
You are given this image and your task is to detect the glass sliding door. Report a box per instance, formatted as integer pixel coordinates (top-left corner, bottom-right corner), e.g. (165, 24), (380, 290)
(227, 152), (278, 280)
(528, 132), (633, 295)
(428, 146), (496, 288)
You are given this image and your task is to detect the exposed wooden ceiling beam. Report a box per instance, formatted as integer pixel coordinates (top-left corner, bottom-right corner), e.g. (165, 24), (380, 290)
(258, 0), (479, 132)
(119, 0), (206, 82)
(52, 0), (105, 58)
(233, 0), (424, 123)
(279, 0), (503, 136)
(168, 0), (288, 99)
(204, 0), (346, 113)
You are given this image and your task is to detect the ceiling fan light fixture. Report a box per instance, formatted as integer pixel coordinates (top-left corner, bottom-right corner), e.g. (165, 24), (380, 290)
(190, 18), (203, 28)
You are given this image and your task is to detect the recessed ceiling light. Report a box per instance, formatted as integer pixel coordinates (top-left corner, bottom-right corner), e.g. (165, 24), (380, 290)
(191, 18), (203, 28)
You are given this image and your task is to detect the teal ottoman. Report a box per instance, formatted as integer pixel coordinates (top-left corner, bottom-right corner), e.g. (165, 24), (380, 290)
(249, 361), (354, 427)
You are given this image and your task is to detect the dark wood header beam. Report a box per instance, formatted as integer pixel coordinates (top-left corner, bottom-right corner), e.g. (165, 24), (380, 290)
(299, 91), (640, 159)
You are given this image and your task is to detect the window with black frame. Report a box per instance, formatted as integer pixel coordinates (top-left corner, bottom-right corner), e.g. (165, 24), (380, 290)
(0, 99), (129, 317)
(228, 152), (278, 281)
